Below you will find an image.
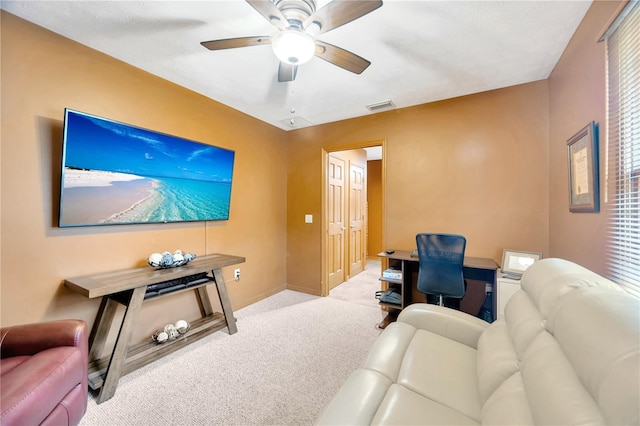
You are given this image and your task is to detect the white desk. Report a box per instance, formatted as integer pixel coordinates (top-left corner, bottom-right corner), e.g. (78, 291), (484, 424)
(496, 270), (521, 319)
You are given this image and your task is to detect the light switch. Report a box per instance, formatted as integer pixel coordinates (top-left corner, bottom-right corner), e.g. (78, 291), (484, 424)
(305, 214), (313, 224)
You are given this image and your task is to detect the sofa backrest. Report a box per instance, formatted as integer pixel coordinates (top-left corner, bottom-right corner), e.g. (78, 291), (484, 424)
(520, 258), (625, 320)
(546, 286), (639, 425)
(477, 258), (639, 425)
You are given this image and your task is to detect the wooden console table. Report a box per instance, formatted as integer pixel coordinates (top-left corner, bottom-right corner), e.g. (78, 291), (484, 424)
(65, 253), (245, 404)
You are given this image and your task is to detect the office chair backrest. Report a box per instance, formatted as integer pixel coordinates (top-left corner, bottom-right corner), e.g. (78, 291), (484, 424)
(415, 233), (466, 299)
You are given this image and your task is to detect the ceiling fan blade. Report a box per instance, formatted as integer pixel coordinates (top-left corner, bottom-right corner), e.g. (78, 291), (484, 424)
(201, 36), (271, 50)
(278, 62), (298, 82)
(304, 0), (382, 35)
(314, 41), (371, 74)
(246, 0), (288, 30)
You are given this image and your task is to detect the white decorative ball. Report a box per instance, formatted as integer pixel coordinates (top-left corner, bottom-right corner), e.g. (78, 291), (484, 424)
(173, 253), (184, 263)
(175, 320), (189, 334)
(148, 253), (163, 267)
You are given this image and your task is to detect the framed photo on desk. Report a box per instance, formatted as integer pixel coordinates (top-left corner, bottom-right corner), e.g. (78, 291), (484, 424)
(501, 249), (542, 277)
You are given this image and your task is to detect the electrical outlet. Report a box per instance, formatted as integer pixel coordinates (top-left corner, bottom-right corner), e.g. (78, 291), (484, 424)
(234, 269), (240, 281)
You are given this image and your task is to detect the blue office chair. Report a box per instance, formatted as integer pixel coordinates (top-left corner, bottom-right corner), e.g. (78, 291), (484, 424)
(415, 233), (467, 307)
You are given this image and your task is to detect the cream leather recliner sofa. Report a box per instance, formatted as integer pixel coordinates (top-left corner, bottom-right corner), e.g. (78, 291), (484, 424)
(316, 258), (640, 425)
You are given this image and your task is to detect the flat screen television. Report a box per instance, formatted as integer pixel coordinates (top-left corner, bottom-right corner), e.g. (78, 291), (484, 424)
(59, 109), (235, 227)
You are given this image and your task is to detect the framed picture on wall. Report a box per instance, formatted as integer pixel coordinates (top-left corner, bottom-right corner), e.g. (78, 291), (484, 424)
(567, 121), (600, 213)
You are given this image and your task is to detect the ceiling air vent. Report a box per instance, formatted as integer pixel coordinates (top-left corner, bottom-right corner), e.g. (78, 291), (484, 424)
(366, 100), (395, 112)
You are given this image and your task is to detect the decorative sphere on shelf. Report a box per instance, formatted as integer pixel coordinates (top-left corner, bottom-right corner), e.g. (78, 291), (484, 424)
(161, 252), (174, 267)
(147, 253), (163, 267)
(152, 330), (169, 344)
(164, 324), (180, 340)
(173, 253), (184, 263)
(175, 320), (189, 334)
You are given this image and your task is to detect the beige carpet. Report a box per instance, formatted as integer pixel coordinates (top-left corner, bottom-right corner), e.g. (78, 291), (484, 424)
(328, 260), (382, 309)
(80, 262), (384, 425)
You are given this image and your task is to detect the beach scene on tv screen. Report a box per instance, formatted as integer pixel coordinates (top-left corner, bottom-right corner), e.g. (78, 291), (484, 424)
(60, 111), (234, 226)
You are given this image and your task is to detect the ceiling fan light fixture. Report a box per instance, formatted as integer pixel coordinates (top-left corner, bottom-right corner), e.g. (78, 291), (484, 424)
(271, 29), (315, 65)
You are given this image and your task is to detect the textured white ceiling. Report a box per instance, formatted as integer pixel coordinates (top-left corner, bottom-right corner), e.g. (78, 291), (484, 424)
(2, 0), (592, 131)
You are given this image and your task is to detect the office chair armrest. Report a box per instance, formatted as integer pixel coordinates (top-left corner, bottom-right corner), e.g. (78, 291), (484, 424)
(397, 303), (490, 349)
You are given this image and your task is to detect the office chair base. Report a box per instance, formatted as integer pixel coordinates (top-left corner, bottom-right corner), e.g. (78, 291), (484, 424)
(427, 294), (461, 310)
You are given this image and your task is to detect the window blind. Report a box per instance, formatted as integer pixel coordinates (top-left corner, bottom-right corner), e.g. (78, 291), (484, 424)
(605, 1), (640, 297)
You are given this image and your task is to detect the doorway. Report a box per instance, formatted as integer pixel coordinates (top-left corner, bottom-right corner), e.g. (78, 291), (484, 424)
(322, 140), (386, 296)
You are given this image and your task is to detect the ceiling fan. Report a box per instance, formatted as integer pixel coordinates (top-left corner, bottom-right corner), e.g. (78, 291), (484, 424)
(201, 0), (383, 82)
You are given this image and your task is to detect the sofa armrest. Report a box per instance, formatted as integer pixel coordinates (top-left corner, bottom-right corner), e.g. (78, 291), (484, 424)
(316, 369), (392, 425)
(397, 303), (490, 348)
(0, 320), (88, 359)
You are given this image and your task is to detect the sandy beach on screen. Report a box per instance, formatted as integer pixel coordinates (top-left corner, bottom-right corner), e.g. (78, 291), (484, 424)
(63, 169), (146, 188)
(60, 170), (157, 225)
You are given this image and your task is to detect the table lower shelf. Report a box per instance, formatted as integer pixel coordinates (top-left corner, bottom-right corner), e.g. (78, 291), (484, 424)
(88, 312), (228, 390)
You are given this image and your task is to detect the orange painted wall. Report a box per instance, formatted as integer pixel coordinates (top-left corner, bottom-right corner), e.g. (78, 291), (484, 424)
(1, 12), (289, 343)
(285, 1), (622, 295)
(1, 1), (622, 335)
(367, 160), (382, 258)
(286, 81), (550, 294)
(548, 0), (623, 276)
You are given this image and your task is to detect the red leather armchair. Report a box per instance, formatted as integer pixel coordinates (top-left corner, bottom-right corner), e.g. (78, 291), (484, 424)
(1, 320), (88, 425)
